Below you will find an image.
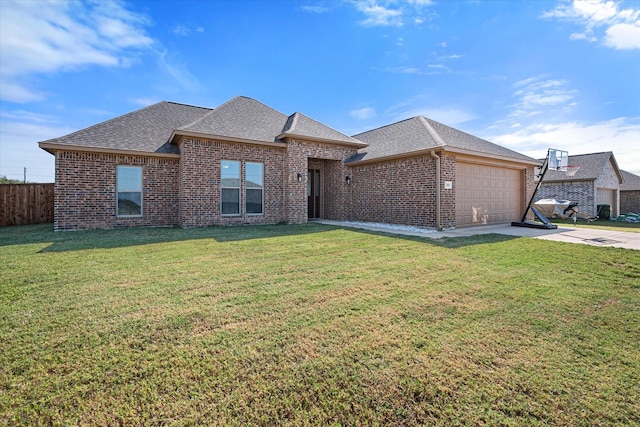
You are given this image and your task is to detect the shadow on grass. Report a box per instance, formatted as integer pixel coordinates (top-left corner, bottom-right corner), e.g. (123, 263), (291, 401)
(0, 222), (520, 253)
(337, 226), (520, 248)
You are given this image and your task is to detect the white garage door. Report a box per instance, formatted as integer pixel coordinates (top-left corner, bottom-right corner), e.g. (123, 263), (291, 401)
(596, 188), (616, 217)
(456, 162), (523, 227)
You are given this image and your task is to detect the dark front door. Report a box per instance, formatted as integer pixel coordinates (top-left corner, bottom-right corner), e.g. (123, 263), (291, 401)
(307, 169), (321, 219)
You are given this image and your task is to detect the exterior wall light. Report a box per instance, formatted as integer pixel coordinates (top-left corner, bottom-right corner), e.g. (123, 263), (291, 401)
(297, 173), (303, 182)
(346, 176), (351, 185)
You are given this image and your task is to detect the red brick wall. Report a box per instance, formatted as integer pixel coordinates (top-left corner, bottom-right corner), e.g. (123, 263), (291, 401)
(284, 139), (357, 223)
(440, 154), (456, 228)
(54, 151), (179, 230)
(178, 138), (286, 227)
(348, 155), (440, 228)
(621, 190), (640, 214)
(52, 143), (535, 231)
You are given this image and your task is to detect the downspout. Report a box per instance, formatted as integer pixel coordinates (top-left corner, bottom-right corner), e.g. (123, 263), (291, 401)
(430, 150), (441, 231)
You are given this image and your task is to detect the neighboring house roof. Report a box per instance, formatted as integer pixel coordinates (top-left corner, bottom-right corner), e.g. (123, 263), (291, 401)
(543, 152), (623, 183)
(40, 101), (212, 155)
(348, 116), (536, 164)
(621, 170), (640, 191)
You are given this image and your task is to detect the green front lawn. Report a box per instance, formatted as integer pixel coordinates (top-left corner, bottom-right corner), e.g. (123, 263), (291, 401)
(1, 223), (639, 425)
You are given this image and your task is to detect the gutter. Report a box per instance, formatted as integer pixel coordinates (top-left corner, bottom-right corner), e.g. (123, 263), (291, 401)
(430, 150), (442, 231)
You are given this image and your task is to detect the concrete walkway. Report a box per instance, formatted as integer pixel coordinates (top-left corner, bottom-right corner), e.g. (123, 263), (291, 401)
(318, 220), (640, 250)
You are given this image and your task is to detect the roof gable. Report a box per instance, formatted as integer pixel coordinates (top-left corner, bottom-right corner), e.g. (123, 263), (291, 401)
(40, 102), (212, 154)
(176, 96), (288, 143)
(280, 112), (365, 146)
(350, 116), (535, 163)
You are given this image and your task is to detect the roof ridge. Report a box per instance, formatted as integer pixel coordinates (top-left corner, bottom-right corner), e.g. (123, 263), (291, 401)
(568, 151), (613, 158)
(177, 108), (217, 130)
(352, 116), (419, 137)
(165, 101), (213, 110)
(419, 116), (446, 147)
(282, 112), (300, 134)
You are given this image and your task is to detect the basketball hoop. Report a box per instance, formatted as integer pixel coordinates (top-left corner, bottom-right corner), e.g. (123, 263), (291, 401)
(548, 148), (569, 171)
(565, 165), (580, 176)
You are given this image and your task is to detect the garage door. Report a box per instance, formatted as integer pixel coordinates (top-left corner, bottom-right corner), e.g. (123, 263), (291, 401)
(596, 188), (616, 217)
(455, 162), (522, 227)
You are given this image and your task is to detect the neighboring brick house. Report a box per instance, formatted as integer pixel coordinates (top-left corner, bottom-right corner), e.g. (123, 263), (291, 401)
(537, 152), (623, 218)
(621, 170), (640, 214)
(39, 96), (538, 231)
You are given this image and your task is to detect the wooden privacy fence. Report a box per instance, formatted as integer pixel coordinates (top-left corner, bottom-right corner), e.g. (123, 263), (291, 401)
(0, 184), (54, 226)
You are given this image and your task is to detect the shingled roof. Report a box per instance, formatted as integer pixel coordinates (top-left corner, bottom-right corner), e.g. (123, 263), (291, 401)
(279, 112), (365, 146)
(621, 170), (640, 191)
(40, 101), (212, 154)
(175, 96), (288, 143)
(175, 97), (364, 146)
(349, 116), (536, 163)
(40, 96), (364, 154)
(543, 152), (622, 183)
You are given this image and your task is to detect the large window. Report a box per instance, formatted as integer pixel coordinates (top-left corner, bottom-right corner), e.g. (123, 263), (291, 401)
(117, 166), (142, 217)
(245, 162), (264, 214)
(221, 160), (240, 215)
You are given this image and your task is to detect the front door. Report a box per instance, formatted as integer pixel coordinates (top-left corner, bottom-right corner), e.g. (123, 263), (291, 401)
(307, 169), (321, 219)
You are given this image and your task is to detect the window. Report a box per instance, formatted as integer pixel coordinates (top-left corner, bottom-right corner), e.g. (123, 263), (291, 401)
(245, 162), (264, 214)
(117, 166), (142, 216)
(221, 160), (240, 215)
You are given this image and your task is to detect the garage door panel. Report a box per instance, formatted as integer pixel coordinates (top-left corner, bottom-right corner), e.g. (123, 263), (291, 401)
(456, 162), (522, 227)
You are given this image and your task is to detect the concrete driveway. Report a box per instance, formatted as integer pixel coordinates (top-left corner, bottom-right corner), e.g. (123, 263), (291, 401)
(434, 223), (640, 250)
(319, 220), (640, 250)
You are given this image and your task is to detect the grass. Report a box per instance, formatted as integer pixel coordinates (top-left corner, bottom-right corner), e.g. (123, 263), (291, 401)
(1, 223), (639, 426)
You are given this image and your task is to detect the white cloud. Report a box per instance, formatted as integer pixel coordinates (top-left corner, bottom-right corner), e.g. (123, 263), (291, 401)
(605, 22), (640, 49)
(396, 106), (476, 126)
(487, 117), (640, 176)
(355, 1), (403, 27)
(300, 5), (329, 14)
(130, 97), (161, 107)
(172, 24), (205, 36)
(352, 0), (434, 27)
(0, 0), (154, 103)
(172, 25), (191, 36)
(569, 32), (597, 41)
(543, 0), (640, 49)
(350, 107), (376, 120)
(510, 77), (578, 117)
(0, 111), (75, 182)
(157, 50), (203, 92)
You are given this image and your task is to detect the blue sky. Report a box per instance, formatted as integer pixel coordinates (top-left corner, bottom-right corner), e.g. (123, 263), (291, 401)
(1, 0), (639, 182)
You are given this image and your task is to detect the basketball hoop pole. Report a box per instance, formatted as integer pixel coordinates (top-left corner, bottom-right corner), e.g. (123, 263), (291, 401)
(520, 149), (550, 223)
(511, 148), (559, 229)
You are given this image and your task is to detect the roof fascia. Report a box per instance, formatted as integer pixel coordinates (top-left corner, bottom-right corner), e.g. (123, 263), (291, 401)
(443, 146), (540, 166)
(278, 133), (368, 148)
(171, 130), (287, 148)
(348, 146), (540, 167)
(608, 153), (624, 183)
(38, 142), (180, 158)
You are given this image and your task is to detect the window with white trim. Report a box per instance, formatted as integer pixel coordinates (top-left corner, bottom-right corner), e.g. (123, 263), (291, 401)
(221, 160), (240, 215)
(245, 162), (264, 215)
(116, 166), (142, 217)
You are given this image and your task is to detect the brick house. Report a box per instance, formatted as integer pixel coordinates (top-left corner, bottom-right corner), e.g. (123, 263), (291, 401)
(39, 96), (538, 231)
(537, 152), (623, 218)
(621, 170), (640, 214)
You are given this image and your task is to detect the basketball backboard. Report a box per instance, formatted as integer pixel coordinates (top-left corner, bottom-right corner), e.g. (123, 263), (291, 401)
(548, 148), (568, 171)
